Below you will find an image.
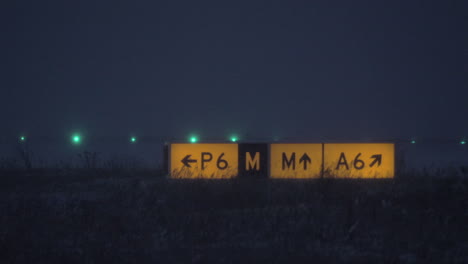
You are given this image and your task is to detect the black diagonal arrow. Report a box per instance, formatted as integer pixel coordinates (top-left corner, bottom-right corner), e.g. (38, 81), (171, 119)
(181, 155), (197, 168)
(299, 153), (312, 170)
(369, 154), (382, 168)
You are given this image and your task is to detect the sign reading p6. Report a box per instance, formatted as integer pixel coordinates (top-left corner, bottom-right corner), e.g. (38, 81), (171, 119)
(170, 143), (238, 178)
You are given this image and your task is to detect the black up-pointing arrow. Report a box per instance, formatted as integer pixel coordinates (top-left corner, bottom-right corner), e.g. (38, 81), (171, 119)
(369, 154), (382, 167)
(299, 153), (312, 170)
(181, 155), (197, 168)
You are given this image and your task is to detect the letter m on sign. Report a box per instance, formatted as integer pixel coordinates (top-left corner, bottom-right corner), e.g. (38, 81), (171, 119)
(238, 143), (268, 178)
(246, 152), (260, 171)
(282, 152), (296, 170)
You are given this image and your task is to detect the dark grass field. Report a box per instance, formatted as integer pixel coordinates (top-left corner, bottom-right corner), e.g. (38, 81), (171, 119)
(1, 169), (467, 263)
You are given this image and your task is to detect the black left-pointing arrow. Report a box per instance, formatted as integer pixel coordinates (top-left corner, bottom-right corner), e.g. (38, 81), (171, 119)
(369, 154), (382, 167)
(181, 155), (197, 168)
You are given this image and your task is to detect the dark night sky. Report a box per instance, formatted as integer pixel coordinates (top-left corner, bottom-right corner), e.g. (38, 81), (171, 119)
(1, 0), (467, 144)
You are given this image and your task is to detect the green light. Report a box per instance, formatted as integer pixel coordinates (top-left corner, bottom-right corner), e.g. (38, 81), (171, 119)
(72, 134), (81, 145)
(230, 136), (238, 142)
(410, 140), (416, 144)
(130, 136), (137, 143)
(190, 136), (198, 143)
(20, 136), (26, 142)
(461, 140), (466, 145)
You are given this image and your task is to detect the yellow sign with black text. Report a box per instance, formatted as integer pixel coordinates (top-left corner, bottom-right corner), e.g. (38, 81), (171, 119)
(323, 143), (394, 178)
(168, 142), (395, 179)
(170, 143), (238, 178)
(270, 144), (323, 178)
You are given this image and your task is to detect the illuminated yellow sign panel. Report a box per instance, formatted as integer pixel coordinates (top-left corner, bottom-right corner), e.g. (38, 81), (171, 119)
(323, 143), (394, 178)
(270, 144), (323, 178)
(170, 143), (238, 178)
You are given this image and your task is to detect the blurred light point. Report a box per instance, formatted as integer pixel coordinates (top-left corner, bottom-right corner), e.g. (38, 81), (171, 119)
(461, 140), (466, 145)
(410, 140), (416, 144)
(20, 136), (26, 142)
(190, 136), (198, 143)
(130, 137), (137, 143)
(230, 136), (238, 142)
(72, 134), (81, 145)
